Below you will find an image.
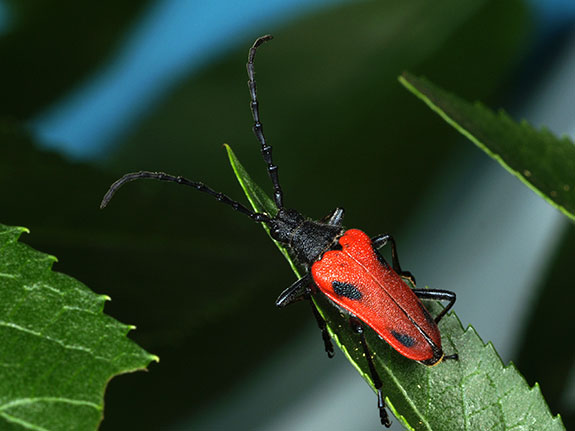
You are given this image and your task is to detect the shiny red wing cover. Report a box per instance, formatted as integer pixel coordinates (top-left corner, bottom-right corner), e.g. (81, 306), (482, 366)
(311, 229), (441, 361)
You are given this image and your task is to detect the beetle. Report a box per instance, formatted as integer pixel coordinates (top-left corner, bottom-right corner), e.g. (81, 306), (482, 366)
(100, 35), (458, 428)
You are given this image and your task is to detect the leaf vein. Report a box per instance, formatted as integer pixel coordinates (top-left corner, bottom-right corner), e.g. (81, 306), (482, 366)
(0, 321), (110, 362)
(0, 397), (100, 412)
(0, 412), (51, 431)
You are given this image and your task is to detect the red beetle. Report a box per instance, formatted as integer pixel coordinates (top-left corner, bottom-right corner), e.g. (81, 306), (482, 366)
(101, 35), (457, 428)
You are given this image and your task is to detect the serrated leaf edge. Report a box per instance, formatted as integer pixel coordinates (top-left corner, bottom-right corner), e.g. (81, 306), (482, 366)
(0, 223), (159, 430)
(398, 73), (575, 222)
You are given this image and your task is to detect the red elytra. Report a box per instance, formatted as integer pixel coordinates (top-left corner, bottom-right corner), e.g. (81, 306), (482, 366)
(312, 229), (442, 363)
(100, 35), (457, 429)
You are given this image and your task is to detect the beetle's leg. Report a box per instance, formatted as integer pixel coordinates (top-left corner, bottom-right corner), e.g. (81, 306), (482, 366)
(371, 234), (416, 286)
(349, 317), (391, 428)
(322, 207), (345, 226)
(413, 290), (459, 361)
(275, 275), (311, 307)
(276, 276), (334, 358)
(309, 297), (334, 358)
(412, 289), (456, 324)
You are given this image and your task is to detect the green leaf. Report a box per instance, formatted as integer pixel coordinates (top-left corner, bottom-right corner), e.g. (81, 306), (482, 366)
(226, 146), (565, 430)
(399, 72), (575, 222)
(0, 224), (158, 431)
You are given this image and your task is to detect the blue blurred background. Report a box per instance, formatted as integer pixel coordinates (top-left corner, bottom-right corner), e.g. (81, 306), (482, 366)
(1, 0), (574, 429)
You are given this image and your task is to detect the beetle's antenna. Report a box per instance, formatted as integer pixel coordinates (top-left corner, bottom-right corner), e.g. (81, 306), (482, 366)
(247, 34), (284, 209)
(100, 171), (271, 223)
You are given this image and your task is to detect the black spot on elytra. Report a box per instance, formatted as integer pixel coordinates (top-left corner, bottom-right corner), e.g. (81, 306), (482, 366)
(331, 281), (362, 300)
(391, 330), (416, 348)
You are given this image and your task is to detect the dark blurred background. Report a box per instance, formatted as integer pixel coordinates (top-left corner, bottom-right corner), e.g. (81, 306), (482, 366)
(1, 0), (574, 429)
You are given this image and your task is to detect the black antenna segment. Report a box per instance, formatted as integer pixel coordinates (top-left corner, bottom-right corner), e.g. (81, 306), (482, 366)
(100, 171), (271, 223)
(247, 34), (284, 209)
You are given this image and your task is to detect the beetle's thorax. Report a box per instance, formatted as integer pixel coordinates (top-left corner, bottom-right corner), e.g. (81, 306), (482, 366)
(269, 208), (344, 265)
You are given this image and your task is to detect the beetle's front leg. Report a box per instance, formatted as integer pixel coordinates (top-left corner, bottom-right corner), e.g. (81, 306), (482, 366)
(276, 275), (334, 358)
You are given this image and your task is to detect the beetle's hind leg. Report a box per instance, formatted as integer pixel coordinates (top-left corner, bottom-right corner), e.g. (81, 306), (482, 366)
(412, 289), (459, 361)
(412, 289), (456, 324)
(371, 234), (416, 286)
(349, 317), (391, 428)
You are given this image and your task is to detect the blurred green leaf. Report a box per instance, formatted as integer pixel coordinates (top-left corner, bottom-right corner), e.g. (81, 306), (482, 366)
(0, 223), (157, 430)
(228, 146), (565, 430)
(399, 72), (575, 222)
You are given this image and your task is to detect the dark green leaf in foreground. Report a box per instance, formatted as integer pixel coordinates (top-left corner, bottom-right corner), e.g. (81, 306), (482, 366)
(0, 224), (158, 431)
(226, 146), (565, 430)
(399, 72), (575, 222)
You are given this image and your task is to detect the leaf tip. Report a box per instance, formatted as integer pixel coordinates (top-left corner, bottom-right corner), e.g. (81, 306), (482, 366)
(398, 72), (421, 98)
(224, 143), (237, 166)
(397, 72), (410, 86)
(224, 143), (235, 160)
